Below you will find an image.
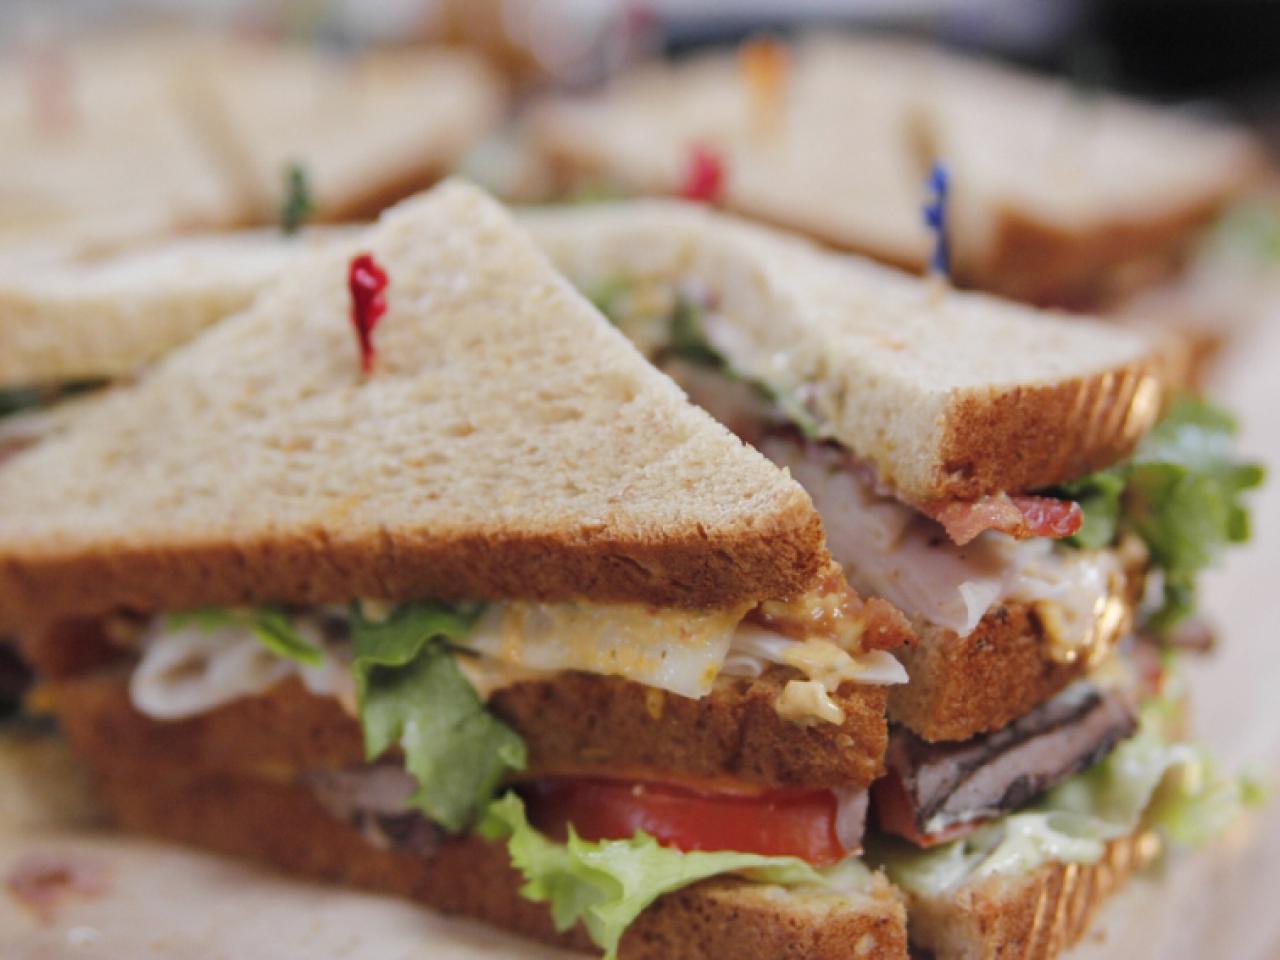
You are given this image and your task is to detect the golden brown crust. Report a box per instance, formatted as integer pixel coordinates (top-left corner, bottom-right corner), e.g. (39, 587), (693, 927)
(903, 831), (1160, 960)
(84, 763), (910, 959)
(888, 603), (1104, 744)
(935, 354), (1164, 501)
(540, 147), (1244, 317)
(0, 498), (828, 633)
(964, 198), (1230, 311)
(52, 661), (887, 790)
(495, 669), (888, 790)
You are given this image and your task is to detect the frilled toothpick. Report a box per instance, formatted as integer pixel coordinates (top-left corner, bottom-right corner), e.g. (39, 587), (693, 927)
(738, 37), (789, 138)
(922, 162), (951, 300)
(348, 253), (389, 374)
(679, 144), (725, 204)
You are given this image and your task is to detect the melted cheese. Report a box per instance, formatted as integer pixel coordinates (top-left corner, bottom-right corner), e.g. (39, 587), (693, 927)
(765, 435), (1127, 660)
(129, 596), (908, 724)
(464, 602), (750, 699)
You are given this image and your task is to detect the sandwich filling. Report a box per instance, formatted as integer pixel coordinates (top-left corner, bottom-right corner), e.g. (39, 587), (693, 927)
(872, 660), (1261, 897)
(874, 671), (1141, 847)
(100, 586), (906, 959)
(128, 575), (910, 727)
(590, 277), (1261, 644)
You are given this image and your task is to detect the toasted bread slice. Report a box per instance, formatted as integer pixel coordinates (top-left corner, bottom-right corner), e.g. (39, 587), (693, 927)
(529, 35), (1262, 307)
(902, 831), (1160, 960)
(50, 662), (888, 792)
(93, 771), (909, 960)
(0, 181), (826, 630)
(887, 600), (1120, 744)
(0, 228), (349, 388)
(54, 673), (909, 960)
(183, 40), (506, 223)
(522, 200), (1165, 504)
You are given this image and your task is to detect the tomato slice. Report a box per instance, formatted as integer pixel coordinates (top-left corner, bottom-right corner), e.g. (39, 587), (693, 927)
(872, 771), (984, 848)
(524, 778), (850, 866)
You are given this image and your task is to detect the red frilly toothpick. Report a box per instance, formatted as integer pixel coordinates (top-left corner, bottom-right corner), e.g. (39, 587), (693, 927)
(679, 144), (725, 204)
(348, 253), (389, 374)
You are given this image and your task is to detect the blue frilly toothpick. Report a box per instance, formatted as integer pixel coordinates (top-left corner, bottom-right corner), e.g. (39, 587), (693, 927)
(923, 162), (951, 280)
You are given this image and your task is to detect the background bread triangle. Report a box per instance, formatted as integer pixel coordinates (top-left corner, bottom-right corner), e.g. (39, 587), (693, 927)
(0, 228), (351, 388)
(0, 181), (825, 630)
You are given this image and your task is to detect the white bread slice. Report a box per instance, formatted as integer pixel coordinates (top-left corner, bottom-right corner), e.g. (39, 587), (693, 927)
(521, 200), (1166, 504)
(902, 831), (1160, 960)
(183, 40), (506, 223)
(0, 31), (505, 254)
(0, 32), (245, 252)
(0, 228), (351, 388)
(0, 180), (826, 631)
(529, 35), (1263, 306)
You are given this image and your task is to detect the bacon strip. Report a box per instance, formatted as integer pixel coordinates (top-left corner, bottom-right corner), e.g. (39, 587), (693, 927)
(924, 493), (1083, 546)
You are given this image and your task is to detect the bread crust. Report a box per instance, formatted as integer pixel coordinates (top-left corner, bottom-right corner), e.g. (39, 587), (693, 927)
(0, 184), (833, 631)
(964, 198), (1231, 311)
(887, 596), (1128, 744)
(539, 148), (1226, 316)
(0, 499), (827, 633)
(524, 200), (1170, 505)
(86, 768), (908, 960)
(51, 662), (887, 790)
(902, 830), (1160, 960)
(936, 354), (1163, 501)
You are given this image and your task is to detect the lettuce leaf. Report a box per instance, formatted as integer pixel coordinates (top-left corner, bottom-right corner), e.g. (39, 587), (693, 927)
(351, 601), (525, 833)
(1054, 395), (1263, 630)
(1207, 202), (1280, 263)
(878, 691), (1256, 896)
(166, 606), (324, 667)
(479, 792), (827, 959)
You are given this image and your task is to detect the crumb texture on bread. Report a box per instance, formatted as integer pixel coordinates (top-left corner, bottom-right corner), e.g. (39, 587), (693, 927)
(903, 831), (1159, 960)
(51, 664), (887, 790)
(0, 182), (828, 629)
(524, 201), (1166, 503)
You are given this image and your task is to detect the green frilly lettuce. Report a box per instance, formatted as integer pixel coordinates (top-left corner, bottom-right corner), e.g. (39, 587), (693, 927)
(1054, 395), (1263, 631)
(351, 601), (526, 833)
(479, 792), (836, 959)
(172, 601), (526, 833)
(167, 606), (324, 666)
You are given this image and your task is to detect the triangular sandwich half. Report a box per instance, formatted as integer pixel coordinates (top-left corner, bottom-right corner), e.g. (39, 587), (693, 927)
(0, 181), (913, 960)
(0, 30), (505, 250)
(524, 199), (1261, 959)
(528, 34), (1262, 308)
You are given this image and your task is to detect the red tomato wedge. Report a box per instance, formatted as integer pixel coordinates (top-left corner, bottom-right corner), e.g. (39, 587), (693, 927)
(524, 778), (850, 866)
